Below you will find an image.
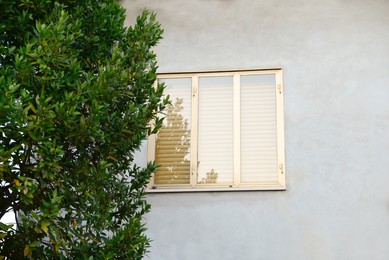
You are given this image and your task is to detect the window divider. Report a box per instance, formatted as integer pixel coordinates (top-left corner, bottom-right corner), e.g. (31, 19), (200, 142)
(233, 74), (241, 187)
(190, 76), (199, 187)
(275, 70), (286, 187)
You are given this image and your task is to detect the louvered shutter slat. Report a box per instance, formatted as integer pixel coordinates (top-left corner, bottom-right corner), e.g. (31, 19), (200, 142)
(197, 76), (234, 184)
(154, 78), (192, 185)
(240, 74), (278, 183)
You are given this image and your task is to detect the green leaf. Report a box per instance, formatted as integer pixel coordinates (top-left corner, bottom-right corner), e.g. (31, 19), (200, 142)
(8, 84), (20, 93)
(0, 222), (14, 231)
(41, 221), (49, 234)
(23, 246), (30, 257)
(29, 241), (40, 248)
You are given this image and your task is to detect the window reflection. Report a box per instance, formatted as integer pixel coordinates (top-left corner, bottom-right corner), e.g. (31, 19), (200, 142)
(155, 78), (191, 185)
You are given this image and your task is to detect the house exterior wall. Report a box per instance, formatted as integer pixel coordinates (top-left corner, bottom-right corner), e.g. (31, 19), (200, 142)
(123, 1), (389, 259)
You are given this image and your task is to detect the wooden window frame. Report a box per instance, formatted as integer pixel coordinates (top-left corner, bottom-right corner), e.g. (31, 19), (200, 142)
(147, 68), (286, 192)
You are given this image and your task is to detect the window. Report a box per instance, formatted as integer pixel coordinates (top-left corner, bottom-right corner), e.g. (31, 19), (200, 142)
(148, 69), (285, 191)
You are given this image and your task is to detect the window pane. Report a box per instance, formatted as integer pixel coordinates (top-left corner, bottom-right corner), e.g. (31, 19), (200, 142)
(240, 74), (278, 183)
(197, 76), (234, 184)
(155, 78), (192, 185)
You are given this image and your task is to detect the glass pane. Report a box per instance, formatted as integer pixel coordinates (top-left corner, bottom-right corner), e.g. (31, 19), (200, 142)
(155, 78), (192, 185)
(240, 74), (278, 183)
(197, 76), (234, 184)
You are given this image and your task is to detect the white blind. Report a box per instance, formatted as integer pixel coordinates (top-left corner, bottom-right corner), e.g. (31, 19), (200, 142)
(155, 78), (192, 185)
(197, 76), (234, 184)
(240, 74), (278, 183)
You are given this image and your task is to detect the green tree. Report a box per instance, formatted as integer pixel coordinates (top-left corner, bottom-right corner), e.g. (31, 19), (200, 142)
(0, 0), (167, 258)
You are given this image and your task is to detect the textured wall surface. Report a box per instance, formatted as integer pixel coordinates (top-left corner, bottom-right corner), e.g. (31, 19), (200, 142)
(123, 1), (389, 259)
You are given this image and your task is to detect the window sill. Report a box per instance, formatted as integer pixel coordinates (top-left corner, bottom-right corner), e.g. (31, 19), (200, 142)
(146, 186), (287, 193)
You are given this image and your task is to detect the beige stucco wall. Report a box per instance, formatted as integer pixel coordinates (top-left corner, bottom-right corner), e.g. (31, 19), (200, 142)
(124, 0), (389, 259)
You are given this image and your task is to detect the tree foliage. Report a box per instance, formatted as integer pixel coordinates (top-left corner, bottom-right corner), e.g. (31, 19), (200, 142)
(0, 0), (166, 258)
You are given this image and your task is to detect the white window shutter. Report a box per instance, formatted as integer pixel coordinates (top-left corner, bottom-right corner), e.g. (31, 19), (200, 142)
(240, 74), (279, 183)
(154, 78), (192, 185)
(197, 76), (234, 184)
